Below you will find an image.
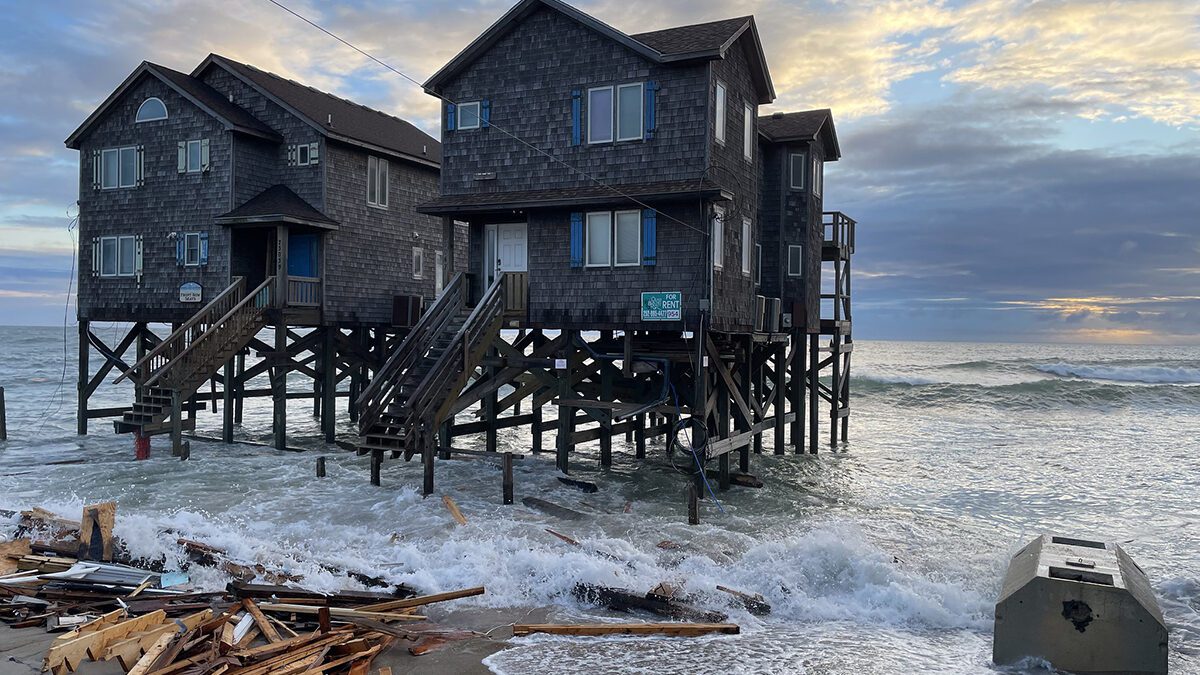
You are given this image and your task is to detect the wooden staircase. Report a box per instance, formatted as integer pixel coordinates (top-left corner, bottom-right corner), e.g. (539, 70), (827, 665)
(356, 273), (507, 457)
(113, 276), (274, 435)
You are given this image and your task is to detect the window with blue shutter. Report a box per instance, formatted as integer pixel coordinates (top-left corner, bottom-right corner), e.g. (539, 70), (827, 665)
(199, 232), (209, 266)
(571, 90), (581, 146)
(569, 212), (584, 267)
(642, 209), (657, 266)
(176, 235), (185, 265)
(445, 103), (456, 132)
(644, 82), (658, 139)
(481, 99), (491, 128)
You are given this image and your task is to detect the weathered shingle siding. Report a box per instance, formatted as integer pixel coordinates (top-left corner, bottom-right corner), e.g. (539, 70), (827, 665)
(526, 202), (706, 330)
(763, 138), (823, 332)
(198, 65), (324, 210)
(757, 140), (782, 299)
(437, 6), (708, 197)
(232, 135), (278, 207)
(322, 142), (443, 326)
(804, 140), (825, 332)
(706, 38), (760, 333)
(76, 75), (232, 323)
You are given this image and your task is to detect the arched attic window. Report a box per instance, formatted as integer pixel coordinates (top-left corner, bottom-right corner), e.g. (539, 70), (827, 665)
(135, 97), (168, 123)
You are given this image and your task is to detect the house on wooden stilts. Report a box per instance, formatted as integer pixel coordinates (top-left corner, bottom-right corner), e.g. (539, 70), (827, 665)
(353, 0), (859, 518)
(65, 54), (458, 453)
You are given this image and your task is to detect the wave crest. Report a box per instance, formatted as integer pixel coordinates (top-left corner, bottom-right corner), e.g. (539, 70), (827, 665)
(1034, 362), (1200, 384)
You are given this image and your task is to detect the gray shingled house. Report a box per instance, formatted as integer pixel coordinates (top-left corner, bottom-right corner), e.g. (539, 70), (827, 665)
(357, 0), (859, 500)
(66, 54), (456, 448)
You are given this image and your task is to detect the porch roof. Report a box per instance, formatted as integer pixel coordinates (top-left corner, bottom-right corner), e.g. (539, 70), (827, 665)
(416, 178), (733, 216)
(215, 185), (339, 229)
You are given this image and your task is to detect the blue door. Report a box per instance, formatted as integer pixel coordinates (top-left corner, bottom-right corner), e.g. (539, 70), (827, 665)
(288, 233), (318, 277)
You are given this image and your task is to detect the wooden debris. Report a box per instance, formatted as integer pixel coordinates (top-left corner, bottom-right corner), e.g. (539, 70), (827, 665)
(522, 497), (585, 520)
(76, 502), (117, 561)
(257, 603), (427, 622)
(556, 476), (599, 493)
(442, 495), (468, 526)
(243, 598), (284, 643)
(545, 528), (581, 546)
(574, 583), (727, 623)
(513, 622), (739, 637)
(356, 586), (485, 612)
(0, 538), (32, 575)
(714, 584), (772, 616)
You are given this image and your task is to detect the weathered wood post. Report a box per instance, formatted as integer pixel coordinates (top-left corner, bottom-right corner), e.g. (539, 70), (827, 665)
(687, 482), (699, 525)
(0, 386), (7, 441)
(739, 336), (753, 473)
(170, 391), (183, 457)
(321, 328), (336, 443)
(531, 404), (542, 453)
(234, 352), (245, 424)
(717, 374), (731, 491)
(484, 355), (498, 453)
(599, 363), (613, 468)
(792, 331), (805, 453)
(808, 333), (819, 454)
(634, 413), (646, 459)
(222, 358), (235, 444)
(370, 448), (382, 486)
(316, 456), (326, 478)
(179, 440), (190, 461)
(439, 420), (453, 460)
(77, 320), (89, 435)
(502, 451), (514, 505)
(422, 429), (435, 496)
(556, 331), (575, 474)
(272, 326), (288, 451)
(773, 343), (786, 455)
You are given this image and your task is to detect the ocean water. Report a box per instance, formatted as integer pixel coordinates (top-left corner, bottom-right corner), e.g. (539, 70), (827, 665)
(0, 324), (1198, 673)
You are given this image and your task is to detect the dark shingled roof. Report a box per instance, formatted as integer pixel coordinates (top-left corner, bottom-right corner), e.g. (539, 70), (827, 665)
(759, 109), (841, 160)
(630, 16), (752, 55)
(199, 54), (441, 167)
(216, 185), (338, 228)
(417, 179), (731, 215)
(145, 63), (279, 140)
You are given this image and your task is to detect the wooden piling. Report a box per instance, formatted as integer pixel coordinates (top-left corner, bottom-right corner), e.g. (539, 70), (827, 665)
(370, 449), (382, 486)
(502, 452), (513, 505)
(634, 413), (646, 459)
(599, 366), (613, 468)
(773, 343), (786, 455)
(76, 320), (89, 435)
(484, 357), (498, 454)
(439, 420), (453, 460)
(531, 404), (542, 453)
(272, 327), (287, 452)
(808, 333), (819, 454)
(556, 332), (575, 474)
(234, 352), (245, 424)
(422, 432), (435, 496)
(717, 378), (731, 491)
(322, 328), (336, 443)
(687, 482), (699, 525)
(792, 332), (805, 453)
(222, 359), (234, 444)
(179, 440), (190, 461)
(316, 456), (326, 478)
(0, 386), (6, 441)
(170, 391), (183, 457)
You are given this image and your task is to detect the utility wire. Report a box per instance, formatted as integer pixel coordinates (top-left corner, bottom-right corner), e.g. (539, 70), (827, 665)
(264, 0), (709, 236)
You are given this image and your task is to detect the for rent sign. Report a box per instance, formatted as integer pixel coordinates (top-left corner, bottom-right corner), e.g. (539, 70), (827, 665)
(641, 291), (682, 321)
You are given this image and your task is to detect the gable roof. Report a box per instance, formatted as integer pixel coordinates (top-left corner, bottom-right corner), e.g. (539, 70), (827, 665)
(423, 0), (774, 103)
(65, 61), (281, 149)
(758, 109), (841, 160)
(215, 184), (338, 229)
(194, 54), (440, 168)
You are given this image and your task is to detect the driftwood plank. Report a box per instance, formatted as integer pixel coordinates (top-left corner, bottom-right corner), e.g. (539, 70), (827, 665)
(512, 623), (739, 637)
(356, 586), (484, 613)
(242, 598), (283, 643)
(256, 603), (427, 622)
(442, 495), (468, 526)
(126, 632), (174, 675)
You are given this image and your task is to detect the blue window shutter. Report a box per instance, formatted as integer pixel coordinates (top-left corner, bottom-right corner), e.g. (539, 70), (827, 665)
(446, 103), (456, 132)
(176, 235), (185, 265)
(199, 232), (209, 266)
(569, 212), (583, 267)
(481, 99), (491, 128)
(571, 90), (581, 146)
(645, 81), (658, 139)
(642, 209), (657, 265)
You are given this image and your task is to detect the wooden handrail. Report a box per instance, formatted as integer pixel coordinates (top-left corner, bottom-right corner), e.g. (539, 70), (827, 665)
(356, 273), (465, 431)
(144, 276), (275, 390)
(115, 277), (247, 385)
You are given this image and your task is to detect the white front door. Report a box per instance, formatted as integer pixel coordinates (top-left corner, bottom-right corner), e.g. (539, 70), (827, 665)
(485, 222), (527, 286)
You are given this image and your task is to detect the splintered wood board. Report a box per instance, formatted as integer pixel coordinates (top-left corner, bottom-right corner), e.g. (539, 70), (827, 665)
(511, 622), (740, 637)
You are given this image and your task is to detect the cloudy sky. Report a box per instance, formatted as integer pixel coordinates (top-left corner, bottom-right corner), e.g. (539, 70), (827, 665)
(1, 0), (1197, 343)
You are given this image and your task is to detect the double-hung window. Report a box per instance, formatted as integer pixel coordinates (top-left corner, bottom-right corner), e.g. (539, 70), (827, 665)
(587, 87), (614, 144)
(186, 140), (203, 173)
(413, 247), (424, 279)
(614, 210), (640, 265)
(101, 147), (138, 189)
(585, 211), (612, 266)
(184, 233), (201, 266)
(616, 83), (643, 142)
(788, 245), (803, 277)
(741, 218), (752, 275)
(812, 156), (823, 196)
(367, 156), (389, 208)
(743, 104), (754, 160)
(99, 235), (137, 277)
(714, 82), (727, 144)
(711, 205), (725, 270)
(789, 153), (806, 190)
(458, 101), (481, 130)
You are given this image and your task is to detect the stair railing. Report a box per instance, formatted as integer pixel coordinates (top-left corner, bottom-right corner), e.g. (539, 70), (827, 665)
(357, 273), (465, 433)
(144, 276), (274, 392)
(401, 272), (507, 445)
(116, 277), (247, 386)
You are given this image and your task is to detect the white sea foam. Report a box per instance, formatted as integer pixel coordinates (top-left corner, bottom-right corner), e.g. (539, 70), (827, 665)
(1034, 362), (1200, 384)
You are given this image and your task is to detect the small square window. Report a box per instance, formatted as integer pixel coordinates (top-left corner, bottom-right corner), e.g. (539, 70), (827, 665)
(458, 101), (481, 130)
(413, 247), (424, 279)
(585, 211), (612, 266)
(184, 232), (201, 266)
(187, 140), (202, 173)
(788, 245), (803, 277)
(614, 210), (640, 265)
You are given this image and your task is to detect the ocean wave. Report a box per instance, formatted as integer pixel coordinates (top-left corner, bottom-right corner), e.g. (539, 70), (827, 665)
(855, 376), (1200, 409)
(1034, 362), (1200, 384)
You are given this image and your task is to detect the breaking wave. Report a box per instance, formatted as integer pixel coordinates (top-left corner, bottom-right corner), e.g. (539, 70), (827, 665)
(1033, 362), (1200, 384)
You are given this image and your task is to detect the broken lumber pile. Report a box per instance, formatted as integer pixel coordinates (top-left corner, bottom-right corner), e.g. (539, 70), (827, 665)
(573, 583), (728, 623)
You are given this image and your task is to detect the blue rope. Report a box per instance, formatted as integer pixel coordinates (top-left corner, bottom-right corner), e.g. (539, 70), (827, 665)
(668, 379), (725, 514)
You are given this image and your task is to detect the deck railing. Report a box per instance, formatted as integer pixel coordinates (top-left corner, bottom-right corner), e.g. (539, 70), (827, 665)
(356, 273), (465, 432)
(287, 276), (322, 308)
(822, 211), (856, 254)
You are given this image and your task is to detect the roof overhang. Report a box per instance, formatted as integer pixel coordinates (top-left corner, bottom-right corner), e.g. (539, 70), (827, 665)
(214, 214), (340, 230)
(417, 185), (732, 217)
(65, 62), (281, 149)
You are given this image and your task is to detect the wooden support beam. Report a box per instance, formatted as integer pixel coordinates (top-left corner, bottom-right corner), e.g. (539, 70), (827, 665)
(77, 320), (89, 435)
(512, 623), (738, 637)
(502, 452), (513, 505)
(808, 333), (818, 454)
(635, 413), (646, 459)
(773, 343), (786, 455)
(272, 326), (288, 452)
(222, 358), (234, 444)
(322, 328), (336, 443)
